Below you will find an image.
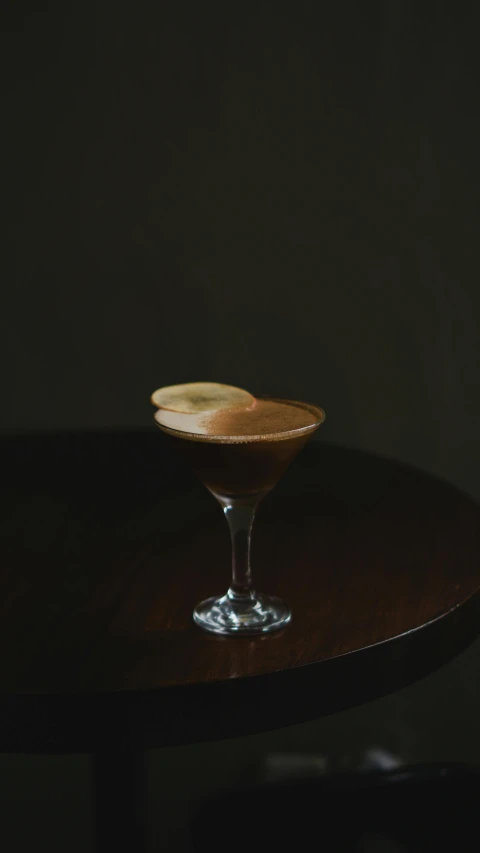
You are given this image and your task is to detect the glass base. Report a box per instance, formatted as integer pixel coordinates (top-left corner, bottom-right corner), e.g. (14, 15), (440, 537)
(193, 592), (291, 636)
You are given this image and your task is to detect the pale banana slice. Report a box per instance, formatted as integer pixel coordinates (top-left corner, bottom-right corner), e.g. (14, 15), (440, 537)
(154, 408), (210, 435)
(150, 381), (254, 414)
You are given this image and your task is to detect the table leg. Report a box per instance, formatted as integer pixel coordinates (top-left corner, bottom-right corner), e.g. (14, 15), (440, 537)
(92, 748), (146, 852)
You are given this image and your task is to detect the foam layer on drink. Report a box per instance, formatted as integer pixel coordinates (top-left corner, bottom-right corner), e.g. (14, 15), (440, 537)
(154, 398), (323, 443)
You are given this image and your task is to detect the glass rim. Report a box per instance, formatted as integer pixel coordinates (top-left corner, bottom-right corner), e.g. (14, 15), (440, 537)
(153, 396), (326, 444)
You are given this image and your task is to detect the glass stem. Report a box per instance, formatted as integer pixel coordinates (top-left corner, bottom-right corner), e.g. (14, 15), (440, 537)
(222, 500), (257, 602)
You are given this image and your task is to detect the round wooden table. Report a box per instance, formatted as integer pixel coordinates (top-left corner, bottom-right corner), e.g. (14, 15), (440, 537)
(1, 430), (480, 849)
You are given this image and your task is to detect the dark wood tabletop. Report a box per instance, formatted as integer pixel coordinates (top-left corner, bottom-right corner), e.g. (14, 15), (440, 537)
(1, 429), (479, 753)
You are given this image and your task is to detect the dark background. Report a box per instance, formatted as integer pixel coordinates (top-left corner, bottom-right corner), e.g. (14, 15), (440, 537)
(2, 2), (480, 851)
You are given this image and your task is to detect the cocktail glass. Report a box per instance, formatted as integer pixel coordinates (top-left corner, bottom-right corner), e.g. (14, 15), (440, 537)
(154, 398), (325, 635)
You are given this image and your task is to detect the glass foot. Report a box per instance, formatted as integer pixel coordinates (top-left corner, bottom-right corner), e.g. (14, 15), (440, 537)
(193, 593), (291, 636)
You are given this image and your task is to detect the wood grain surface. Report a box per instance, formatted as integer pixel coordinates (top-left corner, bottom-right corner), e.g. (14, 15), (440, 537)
(0, 430), (479, 752)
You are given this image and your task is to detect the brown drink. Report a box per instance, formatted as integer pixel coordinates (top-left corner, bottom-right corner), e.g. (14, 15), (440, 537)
(152, 383), (325, 635)
(155, 398), (323, 499)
